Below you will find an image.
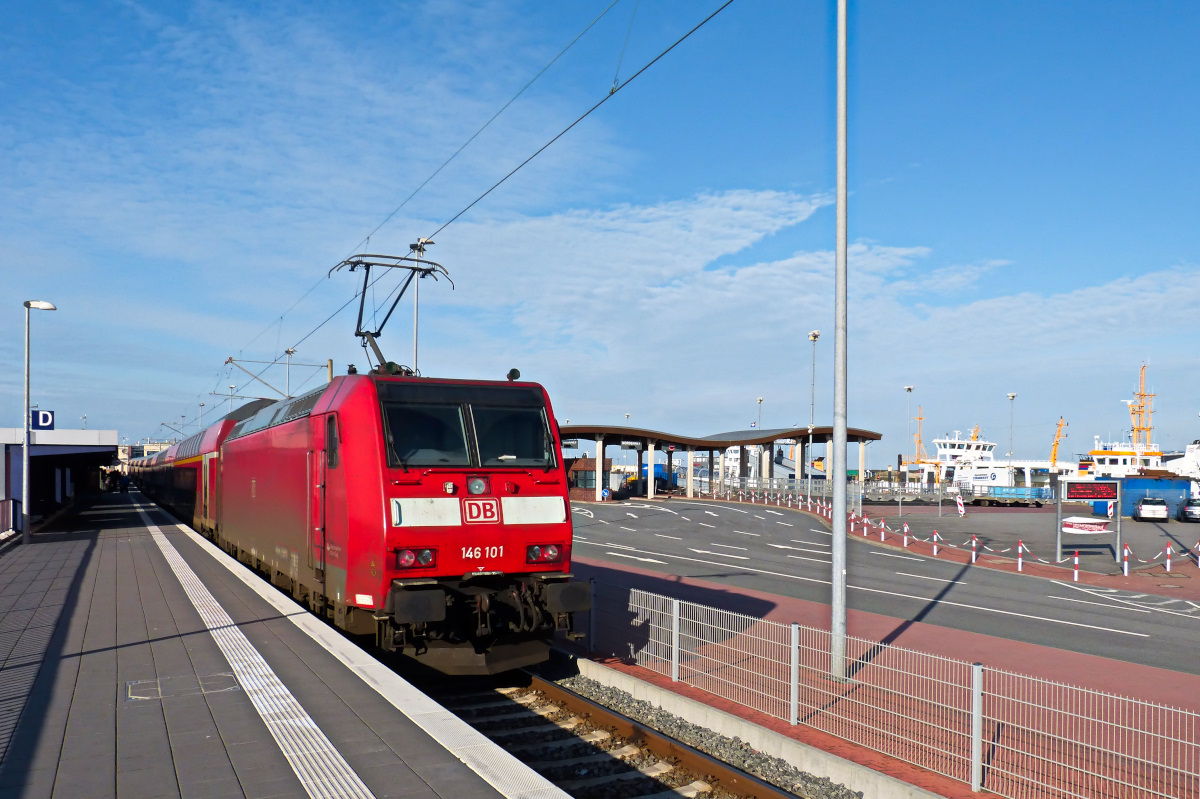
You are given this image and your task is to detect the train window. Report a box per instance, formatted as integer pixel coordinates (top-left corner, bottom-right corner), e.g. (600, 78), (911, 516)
(326, 414), (339, 469)
(472, 406), (553, 468)
(382, 403), (470, 468)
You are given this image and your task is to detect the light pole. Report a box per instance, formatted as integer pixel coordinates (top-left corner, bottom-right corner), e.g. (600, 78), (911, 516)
(808, 330), (820, 499)
(755, 397), (764, 481)
(199, 402), (205, 431)
(180, 415), (186, 440)
(80, 414), (87, 430)
(1007, 393), (1017, 458)
(22, 300), (57, 545)
(229, 385), (236, 413)
(904, 386), (914, 475)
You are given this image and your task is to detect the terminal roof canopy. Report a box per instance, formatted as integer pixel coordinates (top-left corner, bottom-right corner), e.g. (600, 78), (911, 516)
(556, 424), (881, 449)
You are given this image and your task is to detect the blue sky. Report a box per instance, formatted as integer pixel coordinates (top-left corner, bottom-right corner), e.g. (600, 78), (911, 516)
(2, 0), (1198, 464)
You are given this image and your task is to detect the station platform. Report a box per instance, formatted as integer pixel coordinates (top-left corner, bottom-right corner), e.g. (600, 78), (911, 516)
(0, 494), (562, 799)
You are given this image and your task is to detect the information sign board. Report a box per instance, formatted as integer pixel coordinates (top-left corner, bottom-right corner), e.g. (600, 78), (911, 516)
(1065, 481), (1119, 501)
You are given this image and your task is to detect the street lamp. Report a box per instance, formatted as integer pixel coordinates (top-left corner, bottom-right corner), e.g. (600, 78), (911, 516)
(904, 386), (915, 470)
(22, 300), (57, 545)
(199, 402), (205, 431)
(755, 397), (764, 481)
(808, 331), (820, 498)
(229, 384), (236, 413)
(1007, 393), (1017, 458)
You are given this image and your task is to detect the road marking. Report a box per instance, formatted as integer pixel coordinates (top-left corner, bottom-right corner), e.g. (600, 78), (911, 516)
(710, 543), (747, 551)
(809, 529), (832, 536)
(627, 513), (639, 519)
(787, 554), (829, 564)
(620, 526), (637, 532)
(575, 540), (830, 585)
(768, 544), (830, 555)
(732, 530), (760, 537)
(895, 572), (966, 585)
(765, 510), (784, 516)
(681, 516), (690, 521)
(629, 503), (679, 516)
(754, 515), (766, 520)
(655, 534), (682, 540)
(790, 538), (829, 547)
(606, 552), (668, 564)
(599, 519), (610, 524)
(699, 522), (716, 528)
(1053, 582), (1200, 621)
(688, 548), (750, 560)
(775, 521), (794, 527)
(571, 507), (594, 518)
(706, 511), (719, 517)
(133, 506), (378, 799)
(1047, 595), (1150, 613)
(850, 584), (1149, 638)
(872, 551), (922, 561)
(576, 535), (588, 541)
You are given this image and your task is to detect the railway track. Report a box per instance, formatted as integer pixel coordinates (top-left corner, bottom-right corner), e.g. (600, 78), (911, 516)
(426, 672), (797, 799)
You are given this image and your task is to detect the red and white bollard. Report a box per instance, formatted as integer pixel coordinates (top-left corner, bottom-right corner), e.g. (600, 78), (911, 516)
(1073, 551), (1079, 582)
(1123, 543), (1130, 577)
(1166, 544), (1172, 572)
(971, 535), (977, 564)
(878, 519), (884, 541)
(933, 530), (939, 557)
(903, 524), (909, 548)
(1017, 540), (1023, 572)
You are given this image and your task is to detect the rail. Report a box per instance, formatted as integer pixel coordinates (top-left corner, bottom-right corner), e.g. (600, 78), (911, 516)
(584, 583), (1200, 798)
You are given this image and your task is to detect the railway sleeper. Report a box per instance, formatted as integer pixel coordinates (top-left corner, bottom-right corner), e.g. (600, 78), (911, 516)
(485, 717), (581, 739)
(528, 744), (641, 771)
(642, 781), (713, 799)
(504, 729), (610, 755)
(558, 760), (673, 791)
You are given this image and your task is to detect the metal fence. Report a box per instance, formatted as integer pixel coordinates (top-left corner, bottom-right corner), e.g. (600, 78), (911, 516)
(586, 582), (1200, 798)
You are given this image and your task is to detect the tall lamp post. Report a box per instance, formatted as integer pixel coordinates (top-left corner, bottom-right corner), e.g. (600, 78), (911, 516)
(22, 300), (57, 545)
(1007, 393), (1017, 458)
(199, 402), (205, 432)
(229, 385), (236, 413)
(904, 386), (914, 477)
(755, 397), (764, 482)
(808, 331), (820, 499)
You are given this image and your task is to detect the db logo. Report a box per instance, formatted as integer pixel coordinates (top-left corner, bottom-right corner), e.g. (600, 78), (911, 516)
(463, 498), (501, 524)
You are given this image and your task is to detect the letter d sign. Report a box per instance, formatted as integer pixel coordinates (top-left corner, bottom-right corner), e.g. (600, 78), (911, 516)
(31, 410), (54, 430)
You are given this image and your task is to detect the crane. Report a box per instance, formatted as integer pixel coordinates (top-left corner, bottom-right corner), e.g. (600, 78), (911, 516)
(1127, 363), (1155, 449)
(1050, 417), (1068, 468)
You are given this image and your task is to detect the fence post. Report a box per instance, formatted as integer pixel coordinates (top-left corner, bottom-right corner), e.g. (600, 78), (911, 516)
(971, 662), (983, 792)
(670, 598), (681, 682)
(588, 578), (596, 653)
(790, 622), (800, 725)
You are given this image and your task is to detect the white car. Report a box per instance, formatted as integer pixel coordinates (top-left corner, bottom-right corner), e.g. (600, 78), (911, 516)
(1132, 497), (1169, 521)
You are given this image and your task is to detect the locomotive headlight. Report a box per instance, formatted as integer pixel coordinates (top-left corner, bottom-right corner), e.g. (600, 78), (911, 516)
(443, 481), (456, 494)
(526, 544), (563, 563)
(467, 477), (490, 495)
(396, 547), (437, 569)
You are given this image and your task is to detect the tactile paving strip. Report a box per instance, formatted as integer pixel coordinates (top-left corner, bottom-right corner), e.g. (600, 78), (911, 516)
(133, 504), (376, 799)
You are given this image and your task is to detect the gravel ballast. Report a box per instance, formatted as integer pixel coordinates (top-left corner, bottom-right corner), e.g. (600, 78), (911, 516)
(548, 673), (865, 799)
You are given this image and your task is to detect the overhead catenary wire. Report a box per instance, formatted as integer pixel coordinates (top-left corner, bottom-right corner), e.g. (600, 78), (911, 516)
(424, 0), (738, 243)
(227, 1), (622, 365)
(164, 2), (736, 437)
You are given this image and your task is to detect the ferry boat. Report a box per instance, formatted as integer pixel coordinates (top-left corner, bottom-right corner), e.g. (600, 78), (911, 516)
(1078, 364), (1165, 478)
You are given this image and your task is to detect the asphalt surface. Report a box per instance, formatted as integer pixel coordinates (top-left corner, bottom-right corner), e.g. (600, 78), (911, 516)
(571, 500), (1200, 676)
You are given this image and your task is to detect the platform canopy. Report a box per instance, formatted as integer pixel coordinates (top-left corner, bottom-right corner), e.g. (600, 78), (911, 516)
(557, 424), (881, 449)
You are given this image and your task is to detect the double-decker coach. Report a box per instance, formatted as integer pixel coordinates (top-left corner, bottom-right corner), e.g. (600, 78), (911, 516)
(133, 373), (589, 674)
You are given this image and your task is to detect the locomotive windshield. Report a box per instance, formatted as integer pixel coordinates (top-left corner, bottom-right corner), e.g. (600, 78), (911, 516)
(378, 382), (554, 469)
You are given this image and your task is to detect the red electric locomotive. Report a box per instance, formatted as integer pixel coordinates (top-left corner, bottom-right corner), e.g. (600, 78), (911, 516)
(133, 373), (589, 674)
